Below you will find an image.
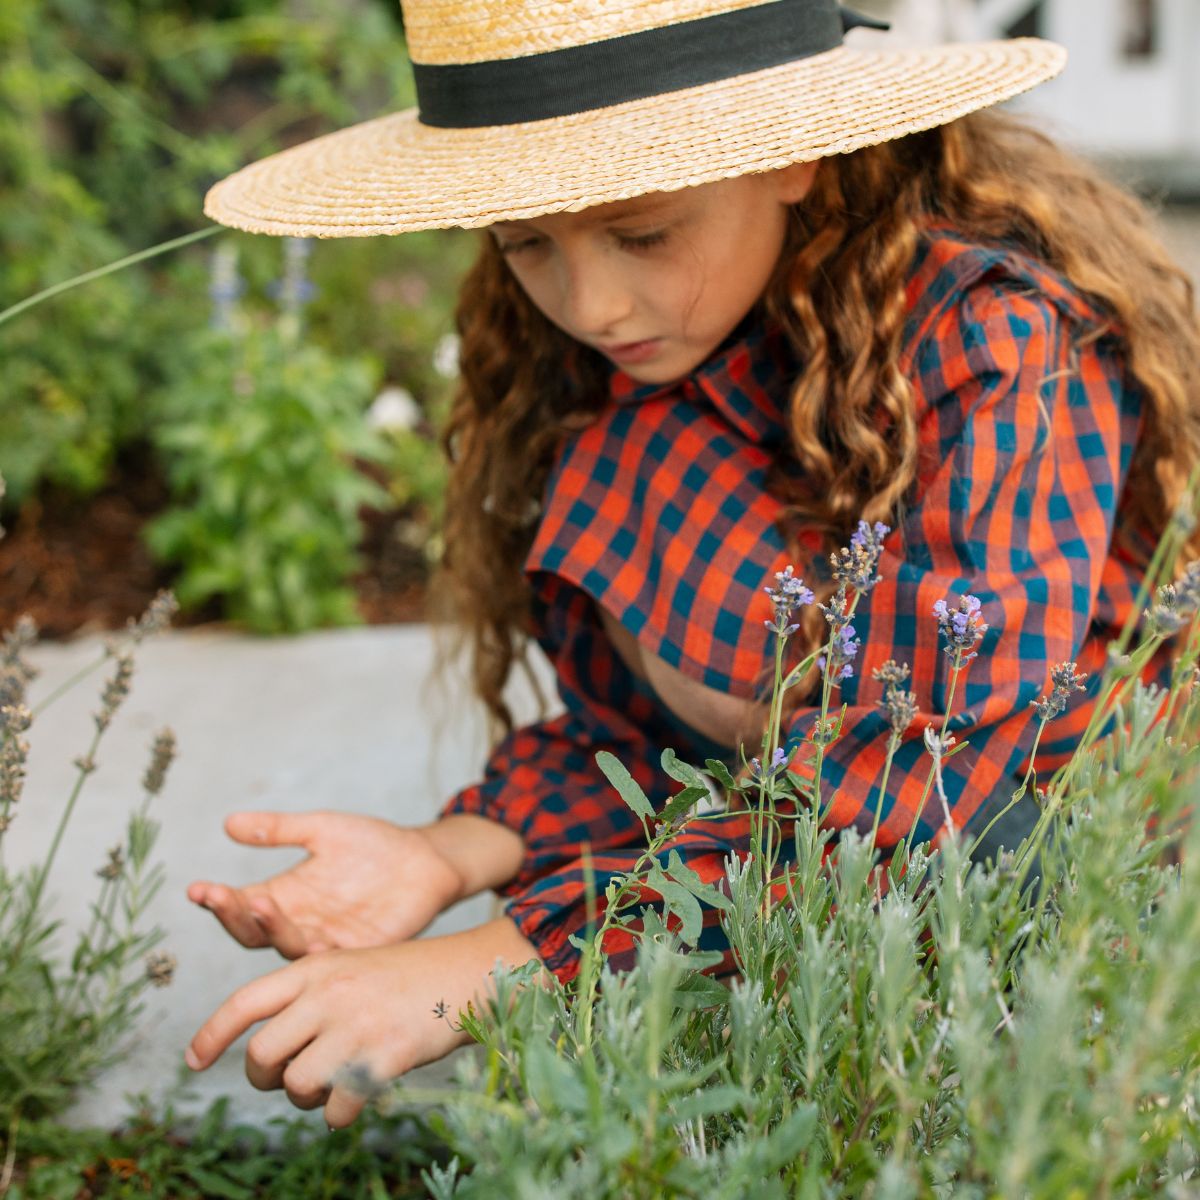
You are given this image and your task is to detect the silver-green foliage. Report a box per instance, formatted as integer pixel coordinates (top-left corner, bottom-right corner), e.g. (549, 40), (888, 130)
(0, 475), (180, 1133)
(413, 537), (1200, 1197)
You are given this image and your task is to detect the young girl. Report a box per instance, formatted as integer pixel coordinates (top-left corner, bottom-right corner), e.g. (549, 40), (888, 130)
(185, 0), (1200, 1129)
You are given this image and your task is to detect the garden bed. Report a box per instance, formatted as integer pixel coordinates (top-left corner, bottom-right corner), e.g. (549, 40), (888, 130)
(0, 443), (432, 640)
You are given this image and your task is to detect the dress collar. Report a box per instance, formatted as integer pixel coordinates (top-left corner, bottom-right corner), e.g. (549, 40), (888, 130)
(606, 304), (801, 446)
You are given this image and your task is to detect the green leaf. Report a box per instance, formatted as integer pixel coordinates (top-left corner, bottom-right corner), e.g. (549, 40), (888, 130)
(660, 747), (707, 788)
(665, 849), (733, 912)
(704, 758), (738, 789)
(671, 972), (733, 1012)
(657, 784), (710, 830)
(595, 750), (654, 822)
(645, 860), (703, 945)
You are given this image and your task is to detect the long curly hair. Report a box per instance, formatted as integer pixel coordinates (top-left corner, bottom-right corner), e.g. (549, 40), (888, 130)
(427, 108), (1200, 755)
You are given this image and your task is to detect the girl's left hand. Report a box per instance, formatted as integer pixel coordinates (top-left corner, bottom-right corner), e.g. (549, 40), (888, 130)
(184, 917), (541, 1128)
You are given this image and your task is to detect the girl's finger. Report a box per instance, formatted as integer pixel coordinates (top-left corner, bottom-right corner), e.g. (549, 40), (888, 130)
(224, 811), (321, 849)
(245, 894), (312, 960)
(187, 962), (306, 1071)
(244, 997), (321, 1092)
(280, 1035), (357, 1110)
(197, 884), (273, 949)
(324, 1082), (369, 1130)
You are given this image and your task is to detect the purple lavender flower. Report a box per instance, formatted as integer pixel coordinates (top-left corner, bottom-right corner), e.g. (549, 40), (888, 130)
(933, 595), (989, 663)
(748, 746), (789, 784)
(830, 520), (891, 594)
(817, 622), (860, 684)
(763, 565), (815, 638)
(1031, 661), (1087, 722)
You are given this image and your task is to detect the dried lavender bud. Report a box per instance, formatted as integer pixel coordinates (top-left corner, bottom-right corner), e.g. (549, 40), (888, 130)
(1, 615), (40, 686)
(73, 754), (97, 775)
(1032, 661), (1089, 722)
(123, 591), (179, 646)
(1, 703), (31, 736)
(94, 653), (134, 734)
(872, 660), (911, 688)
(97, 844), (125, 881)
(142, 729), (177, 796)
(144, 950), (177, 988)
(933, 595), (989, 663)
(0, 730), (29, 811)
(880, 685), (919, 738)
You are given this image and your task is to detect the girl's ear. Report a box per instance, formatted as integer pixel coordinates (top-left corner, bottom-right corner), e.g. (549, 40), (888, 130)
(773, 159), (821, 205)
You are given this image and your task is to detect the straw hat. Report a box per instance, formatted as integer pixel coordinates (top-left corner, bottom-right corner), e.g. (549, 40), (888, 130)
(203, 0), (1067, 239)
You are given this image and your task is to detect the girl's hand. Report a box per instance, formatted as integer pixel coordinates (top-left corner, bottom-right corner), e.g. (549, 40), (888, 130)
(184, 917), (542, 1128)
(187, 811), (470, 958)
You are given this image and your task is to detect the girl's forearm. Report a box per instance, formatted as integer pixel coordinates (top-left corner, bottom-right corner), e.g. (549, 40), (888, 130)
(422, 813), (526, 900)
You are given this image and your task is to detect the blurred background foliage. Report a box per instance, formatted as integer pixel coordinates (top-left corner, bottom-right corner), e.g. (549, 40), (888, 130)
(0, 0), (476, 634)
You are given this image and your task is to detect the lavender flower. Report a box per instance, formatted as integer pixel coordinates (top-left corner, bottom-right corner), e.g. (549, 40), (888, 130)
(933, 595), (989, 663)
(817, 622), (860, 684)
(1145, 561), (1200, 636)
(810, 716), (840, 747)
(873, 660), (918, 738)
(830, 520), (890, 594)
(96, 844), (125, 881)
(144, 950), (177, 988)
(94, 653), (134, 734)
(1031, 661), (1088, 722)
(748, 746), (789, 784)
(142, 729), (177, 797)
(762, 565), (815, 638)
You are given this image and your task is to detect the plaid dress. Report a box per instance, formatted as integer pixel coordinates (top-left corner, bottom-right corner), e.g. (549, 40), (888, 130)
(441, 217), (1154, 983)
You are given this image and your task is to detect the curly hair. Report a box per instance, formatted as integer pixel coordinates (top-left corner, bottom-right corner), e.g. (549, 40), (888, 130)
(427, 108), (1200, 756)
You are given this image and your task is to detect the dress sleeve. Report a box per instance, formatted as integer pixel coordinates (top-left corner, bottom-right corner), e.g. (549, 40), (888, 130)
(494, 272), (1146, 985)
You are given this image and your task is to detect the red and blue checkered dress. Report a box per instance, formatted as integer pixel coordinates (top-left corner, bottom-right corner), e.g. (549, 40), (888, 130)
(441, 217), (1155, 983)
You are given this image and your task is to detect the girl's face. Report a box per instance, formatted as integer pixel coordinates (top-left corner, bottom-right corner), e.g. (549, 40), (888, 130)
(488, 162), (820, 385)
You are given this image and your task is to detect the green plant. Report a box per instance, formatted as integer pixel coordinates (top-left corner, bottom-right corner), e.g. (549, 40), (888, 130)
(1, 0), (472, 625)
(394, 520), (1200, 1198)
(0, 472), (181, 1179)
(4, 1094), (445, 1199)
(145, 319), (391, 633)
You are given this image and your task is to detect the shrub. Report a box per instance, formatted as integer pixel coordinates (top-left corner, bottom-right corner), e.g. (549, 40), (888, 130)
(405, 522), (1200, 1197)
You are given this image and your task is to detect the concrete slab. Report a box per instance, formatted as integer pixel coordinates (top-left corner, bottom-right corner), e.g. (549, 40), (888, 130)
(6, 623), (560, 1132)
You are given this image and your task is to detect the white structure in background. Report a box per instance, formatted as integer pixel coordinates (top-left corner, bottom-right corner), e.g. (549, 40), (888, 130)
(877, 0), (1200, 176)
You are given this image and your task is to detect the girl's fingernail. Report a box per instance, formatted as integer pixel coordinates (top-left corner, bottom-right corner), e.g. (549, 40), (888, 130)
(185, 1047), (202, 1070)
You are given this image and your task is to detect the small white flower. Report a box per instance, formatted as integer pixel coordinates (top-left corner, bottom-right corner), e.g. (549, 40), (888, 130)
(366, 386), (421, 433)
(432, 332), (461, 380)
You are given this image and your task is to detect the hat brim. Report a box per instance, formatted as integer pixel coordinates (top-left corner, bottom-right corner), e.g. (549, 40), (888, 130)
(203, 37), (1066, 238)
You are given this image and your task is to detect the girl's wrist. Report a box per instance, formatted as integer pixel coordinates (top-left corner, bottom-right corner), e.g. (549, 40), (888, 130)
(421, 814), (526, 900)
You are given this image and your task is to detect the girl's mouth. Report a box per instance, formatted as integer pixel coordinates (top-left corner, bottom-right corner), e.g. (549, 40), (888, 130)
(602, 338), (661, 364)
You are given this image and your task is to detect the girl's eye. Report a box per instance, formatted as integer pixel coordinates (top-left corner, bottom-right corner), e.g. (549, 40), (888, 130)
(615, 229), (668, 251)
(496, 229), (669, 256)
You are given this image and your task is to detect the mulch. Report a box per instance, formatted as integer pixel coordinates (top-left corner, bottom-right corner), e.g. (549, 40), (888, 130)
(0, 444), (430, 642)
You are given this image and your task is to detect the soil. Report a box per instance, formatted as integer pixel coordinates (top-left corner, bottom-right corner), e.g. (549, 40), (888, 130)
(0, 443), (431, 641)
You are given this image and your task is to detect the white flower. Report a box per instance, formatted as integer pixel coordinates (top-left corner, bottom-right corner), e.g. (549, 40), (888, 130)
(432, 332), (461, 380)
(366, 386), (421, 433)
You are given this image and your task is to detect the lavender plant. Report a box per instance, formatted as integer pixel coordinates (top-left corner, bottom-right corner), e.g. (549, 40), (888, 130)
(395, 518), (1200, 1198)
(0, 473), (181, 1178)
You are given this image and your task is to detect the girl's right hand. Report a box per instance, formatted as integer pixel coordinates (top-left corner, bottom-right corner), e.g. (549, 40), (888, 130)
(187, 811), (473, 959)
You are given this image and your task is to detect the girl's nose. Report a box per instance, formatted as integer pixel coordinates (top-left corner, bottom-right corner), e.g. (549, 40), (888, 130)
(557, 249), (635, 340)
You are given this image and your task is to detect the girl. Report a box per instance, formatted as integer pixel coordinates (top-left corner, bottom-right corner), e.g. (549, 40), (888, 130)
(185, 0), (1200, 1129)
